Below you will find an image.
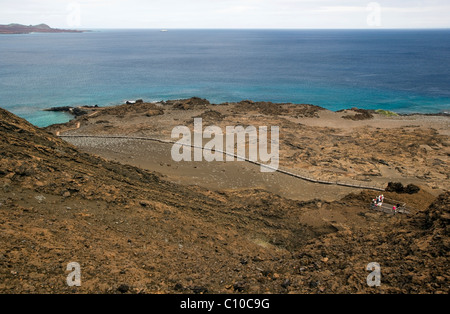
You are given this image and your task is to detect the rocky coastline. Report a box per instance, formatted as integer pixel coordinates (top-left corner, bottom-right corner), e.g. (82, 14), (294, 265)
(0, 23), (86, 34)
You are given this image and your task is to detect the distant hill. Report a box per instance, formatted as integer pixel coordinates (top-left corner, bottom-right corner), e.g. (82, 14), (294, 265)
(0, 23), (85, 34)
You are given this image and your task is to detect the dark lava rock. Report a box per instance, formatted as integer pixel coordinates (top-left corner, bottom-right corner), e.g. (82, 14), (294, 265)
(173, 283), (184, 291)
(117, 284), (130, 293)
(233, 281), (246, 292)
(72, 108), (88, 117)
(309, 280), (319, 288)
(171, 97), (211, 110)
(386, 182), (420, 194)
(386, 182), (405, 193)
(342, 108), (374, 120)
(191, 286), (208, 294)
(404, 184), (421, 194)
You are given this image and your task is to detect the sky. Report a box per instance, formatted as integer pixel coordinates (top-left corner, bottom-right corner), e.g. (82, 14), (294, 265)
(1, 0), (449, 29)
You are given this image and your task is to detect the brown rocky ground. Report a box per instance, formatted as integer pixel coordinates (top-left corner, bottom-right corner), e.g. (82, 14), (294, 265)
(1, 103), (449, 294)
(47, 98), (449, 193)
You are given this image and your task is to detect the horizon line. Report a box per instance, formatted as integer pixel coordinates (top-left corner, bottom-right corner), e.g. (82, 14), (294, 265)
(74, 27), (450, 30)
(2, 23), (450, 31)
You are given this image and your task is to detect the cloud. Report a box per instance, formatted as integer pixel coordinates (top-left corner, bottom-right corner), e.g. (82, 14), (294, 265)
(315, 6), (367, 13)
(217, 5), (257, 14)
(0, 0), (449, 28)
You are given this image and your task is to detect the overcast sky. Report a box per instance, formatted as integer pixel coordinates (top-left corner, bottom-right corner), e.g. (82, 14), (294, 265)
(1, 0), (449, 29)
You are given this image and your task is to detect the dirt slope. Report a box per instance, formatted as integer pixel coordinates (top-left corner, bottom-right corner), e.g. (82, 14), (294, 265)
(0, 107), (448, 294)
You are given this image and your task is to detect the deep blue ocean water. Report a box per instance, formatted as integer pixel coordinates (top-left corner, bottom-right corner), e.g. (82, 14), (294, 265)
(1, 29), (449, 127)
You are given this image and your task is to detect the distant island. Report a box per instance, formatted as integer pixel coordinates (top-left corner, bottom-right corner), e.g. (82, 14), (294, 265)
(0, 23), (86, 34)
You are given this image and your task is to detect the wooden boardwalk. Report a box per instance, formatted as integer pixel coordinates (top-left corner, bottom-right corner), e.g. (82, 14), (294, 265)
(370, 197), (411, 215)
(58, 134), (387, 192)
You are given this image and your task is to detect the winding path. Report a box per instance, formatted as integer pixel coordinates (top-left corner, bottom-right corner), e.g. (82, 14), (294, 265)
(58, 133), (386, 191)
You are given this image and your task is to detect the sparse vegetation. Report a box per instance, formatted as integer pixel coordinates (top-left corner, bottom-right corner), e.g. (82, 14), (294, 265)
(375, 109), (399, 116)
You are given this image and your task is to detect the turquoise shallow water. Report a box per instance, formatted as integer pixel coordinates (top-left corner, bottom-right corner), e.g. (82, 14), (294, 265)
(0, 29), (449, 127)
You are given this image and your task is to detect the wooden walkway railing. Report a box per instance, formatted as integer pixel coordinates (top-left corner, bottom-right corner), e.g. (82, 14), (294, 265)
(369, 197), (412, 215)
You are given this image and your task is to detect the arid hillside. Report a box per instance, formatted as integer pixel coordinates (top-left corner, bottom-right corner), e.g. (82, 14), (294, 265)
(0, 106), (448, 294)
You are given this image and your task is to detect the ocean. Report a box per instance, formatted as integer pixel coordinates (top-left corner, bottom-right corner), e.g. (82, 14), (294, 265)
(1, 29), (449, 127)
